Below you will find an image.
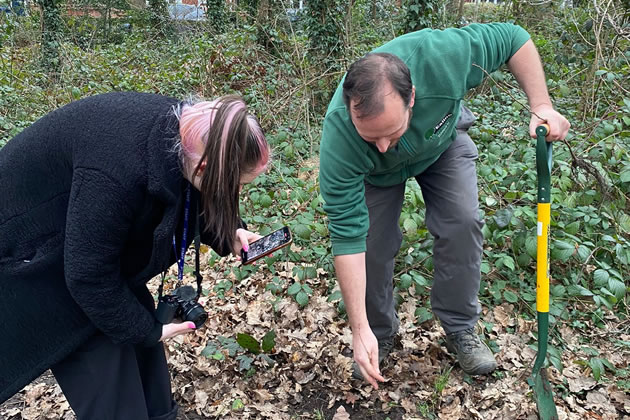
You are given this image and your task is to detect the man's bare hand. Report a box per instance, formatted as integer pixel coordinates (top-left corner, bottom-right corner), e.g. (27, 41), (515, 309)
(529, 105), (570, 141)
(353, 327), (385, 389)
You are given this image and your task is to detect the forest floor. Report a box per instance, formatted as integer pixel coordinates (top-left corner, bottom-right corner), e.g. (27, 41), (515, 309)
(1, 256), (629, 420)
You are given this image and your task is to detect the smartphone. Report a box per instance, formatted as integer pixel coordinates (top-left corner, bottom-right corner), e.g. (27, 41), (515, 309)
(241, 226), (292, 265)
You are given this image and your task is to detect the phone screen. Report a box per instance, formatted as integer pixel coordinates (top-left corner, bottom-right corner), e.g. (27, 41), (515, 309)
(241, 226), (292, 264)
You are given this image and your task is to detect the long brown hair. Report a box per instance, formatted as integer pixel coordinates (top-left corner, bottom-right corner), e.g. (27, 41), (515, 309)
(179, 95), (269, 249)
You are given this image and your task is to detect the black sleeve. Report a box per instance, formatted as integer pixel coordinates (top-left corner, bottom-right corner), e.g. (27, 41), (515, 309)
(64, 168), (161, 346)
(198, 215), (247, 257)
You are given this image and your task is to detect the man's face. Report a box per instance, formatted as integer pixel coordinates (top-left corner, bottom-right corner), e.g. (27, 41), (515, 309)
(350, 85), (415, 154)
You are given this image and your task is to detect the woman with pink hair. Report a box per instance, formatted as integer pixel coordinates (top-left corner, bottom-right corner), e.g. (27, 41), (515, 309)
(0, 92), (270, 419)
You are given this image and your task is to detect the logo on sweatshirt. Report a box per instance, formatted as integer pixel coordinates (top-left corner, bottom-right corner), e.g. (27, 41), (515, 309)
(424, 112), (453, 139)
(435, 112), (453, 133)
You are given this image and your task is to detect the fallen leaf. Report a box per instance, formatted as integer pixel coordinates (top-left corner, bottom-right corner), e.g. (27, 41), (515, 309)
(567, 375), (597, 393)
(493, 304), (515, 328)
(344, 391), (359, 405)
(253, 389), (274, 402)
(293, 369), (315, 385)
(439, 395), (462, 419)
(332, 405), (350, 420)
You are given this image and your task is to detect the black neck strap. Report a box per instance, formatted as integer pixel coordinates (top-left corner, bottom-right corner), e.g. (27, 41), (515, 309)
(159, 194), (203, 299)
(193, 204), (202, 298)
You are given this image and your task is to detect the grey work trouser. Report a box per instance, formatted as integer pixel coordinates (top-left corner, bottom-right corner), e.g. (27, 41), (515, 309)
(365, 107), (483, 339)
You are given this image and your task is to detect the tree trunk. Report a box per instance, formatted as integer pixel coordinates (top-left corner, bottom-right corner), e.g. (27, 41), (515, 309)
(457, 0), (465, 24)
(37, 0), (61, 73)
(148, 0), (170, 35)
(207, 0), (226, 33)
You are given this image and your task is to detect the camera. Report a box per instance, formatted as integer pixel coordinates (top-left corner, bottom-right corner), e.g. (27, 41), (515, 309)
(155, 285), (207, 328)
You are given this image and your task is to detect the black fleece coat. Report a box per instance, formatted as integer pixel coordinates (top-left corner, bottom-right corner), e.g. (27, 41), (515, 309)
(0, 92), (232, 403)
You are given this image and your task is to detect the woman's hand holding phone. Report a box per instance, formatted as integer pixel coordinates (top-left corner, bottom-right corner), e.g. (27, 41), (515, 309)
(232, 228), (262, 260)
(240, 227), (292, 265)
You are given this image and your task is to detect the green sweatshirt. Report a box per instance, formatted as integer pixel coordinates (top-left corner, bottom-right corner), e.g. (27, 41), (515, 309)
(319, 23), (531, 256)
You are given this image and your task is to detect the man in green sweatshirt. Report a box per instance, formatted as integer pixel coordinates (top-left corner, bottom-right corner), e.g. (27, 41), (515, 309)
(319, 23), (570, 388)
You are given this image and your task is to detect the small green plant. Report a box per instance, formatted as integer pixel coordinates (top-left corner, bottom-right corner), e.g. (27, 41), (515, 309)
(231, 263), (258, 282)
(201, 336), (241, 361)
(416, 401), (437, 419)
(213, 279), (233, 299)
(573, 347), (617, 381)
(231, 398), (244, 411)
(202, 331), (277, 373)
(415, 365), (452, 418)
(312, 408), (325, 420)
(287, 280), (313, 307)
(235, 330), (277, 372)
(265, 276), (286, 295)
(434, 366), (452, 394)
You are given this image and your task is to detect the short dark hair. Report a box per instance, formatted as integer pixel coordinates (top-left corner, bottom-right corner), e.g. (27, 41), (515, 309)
(342, 52), (413, 119)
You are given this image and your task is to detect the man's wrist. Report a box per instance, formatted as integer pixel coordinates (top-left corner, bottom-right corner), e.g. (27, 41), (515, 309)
(350, 320), (370, 333)
(530, 102), (554, 114)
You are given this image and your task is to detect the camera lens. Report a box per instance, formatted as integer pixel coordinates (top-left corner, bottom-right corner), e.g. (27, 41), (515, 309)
(181, 301), (208, 328)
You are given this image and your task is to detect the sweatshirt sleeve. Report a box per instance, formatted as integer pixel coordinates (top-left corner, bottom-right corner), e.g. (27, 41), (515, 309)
(458, 22), (531, 91)
(64, 167), (161, 346)
(380, 22), (531, 98)
(319, 108), (373, 256)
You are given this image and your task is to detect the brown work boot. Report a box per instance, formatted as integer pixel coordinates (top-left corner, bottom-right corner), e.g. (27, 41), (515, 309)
(445, 328), (497, 375)
(351, 336), (395, 381)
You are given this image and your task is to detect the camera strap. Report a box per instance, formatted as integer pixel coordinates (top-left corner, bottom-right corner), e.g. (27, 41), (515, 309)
(193, 199), (202, 298)
(175, 185), (192, 285)
(158, 184), (203, 299)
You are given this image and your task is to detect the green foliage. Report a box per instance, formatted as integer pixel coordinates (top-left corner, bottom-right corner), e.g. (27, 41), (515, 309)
(287, 278), (314, 307)
(147, 0), (170, 35)
(236, 330), (276, 355)
(349, 0), (400, 53)
(231, 398), (244, 411)
(416, 365), (453, 418)
(206, 0), (225, 33)
(401, 0), (446, 33)
(64, 0), (131, 45)
(229, 0), (295, 54)
(36, 0), (62, 72)
(201, 336), (240, 360)
(304, 0), (345, 67)
(239, 0), (258, 19)
(203, 331), (276, 374)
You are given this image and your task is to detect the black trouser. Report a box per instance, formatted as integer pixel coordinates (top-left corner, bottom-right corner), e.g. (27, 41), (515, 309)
(51, 333), (178, 420)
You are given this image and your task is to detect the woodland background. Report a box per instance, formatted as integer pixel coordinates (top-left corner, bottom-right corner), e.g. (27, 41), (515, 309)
(0, 0), (629, 418)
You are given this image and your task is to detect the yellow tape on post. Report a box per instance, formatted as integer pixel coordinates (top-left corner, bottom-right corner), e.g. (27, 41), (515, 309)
(536, 203), (551, 313)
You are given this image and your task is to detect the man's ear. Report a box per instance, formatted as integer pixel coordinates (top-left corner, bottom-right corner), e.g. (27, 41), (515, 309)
(409, 85), (416, 108)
